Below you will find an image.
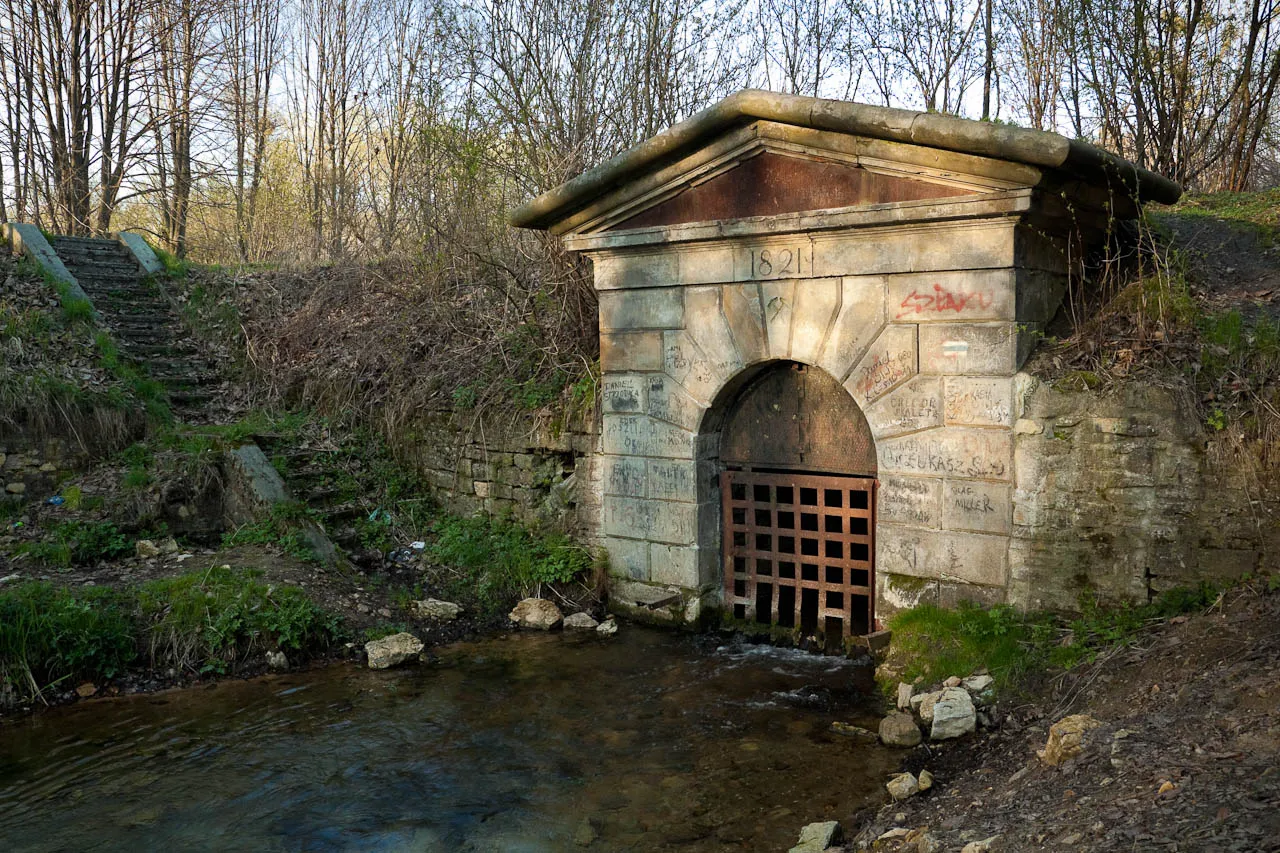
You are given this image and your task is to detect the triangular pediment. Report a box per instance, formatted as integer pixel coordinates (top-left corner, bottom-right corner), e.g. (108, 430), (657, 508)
(612, 150), (970, 231)
(554, 121), (1037, 236)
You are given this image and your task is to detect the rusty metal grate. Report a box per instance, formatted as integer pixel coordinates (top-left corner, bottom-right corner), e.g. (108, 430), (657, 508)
(722, 469), (876, 647)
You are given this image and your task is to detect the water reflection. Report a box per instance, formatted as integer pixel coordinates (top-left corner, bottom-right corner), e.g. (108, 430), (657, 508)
(0, 627), (895, 851)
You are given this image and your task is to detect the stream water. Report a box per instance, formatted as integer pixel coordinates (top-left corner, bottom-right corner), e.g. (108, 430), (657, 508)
(0, 626), (896, 852)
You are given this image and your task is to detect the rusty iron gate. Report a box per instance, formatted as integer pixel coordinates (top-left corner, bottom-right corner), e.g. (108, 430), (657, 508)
(722, 470), (876, 643)
(719, 362), (877, 646)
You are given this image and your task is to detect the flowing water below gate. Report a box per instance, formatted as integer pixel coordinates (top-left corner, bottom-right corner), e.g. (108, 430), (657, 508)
(0, 626), (897, 852)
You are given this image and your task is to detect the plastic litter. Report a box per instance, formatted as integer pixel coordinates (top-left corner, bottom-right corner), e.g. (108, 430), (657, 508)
(410, 541), (426, 550)
(45, 496), (65, 506)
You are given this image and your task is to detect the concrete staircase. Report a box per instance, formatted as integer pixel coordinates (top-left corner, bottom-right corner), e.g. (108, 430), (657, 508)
(52, 236), (221, 419)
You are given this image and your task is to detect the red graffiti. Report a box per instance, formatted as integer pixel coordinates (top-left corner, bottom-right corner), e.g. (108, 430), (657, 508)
(896, 283), (993, 319)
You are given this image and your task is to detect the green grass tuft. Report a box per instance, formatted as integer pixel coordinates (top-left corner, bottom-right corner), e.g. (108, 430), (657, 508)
(887, 583), (1223, 697)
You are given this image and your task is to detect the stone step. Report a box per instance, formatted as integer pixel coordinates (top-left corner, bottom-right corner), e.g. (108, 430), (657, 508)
(127, 343), (201, 358)
(301, 486), (346, 504)
(74, 268), (143, 281)
(169, 389), (216, 405)
(318, 503), (363, 523)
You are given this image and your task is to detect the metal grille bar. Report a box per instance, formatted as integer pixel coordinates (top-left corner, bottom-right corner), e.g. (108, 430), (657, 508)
(722, 469), (876, 645)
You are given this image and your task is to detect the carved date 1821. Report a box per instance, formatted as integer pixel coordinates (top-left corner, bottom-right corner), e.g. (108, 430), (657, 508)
(746, 244), (813, 279)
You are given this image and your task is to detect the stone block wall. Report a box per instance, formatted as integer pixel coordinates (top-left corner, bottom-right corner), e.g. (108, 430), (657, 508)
(1008, 379), (1280, 610)
(400, 411), (600, 537)
(578, 206), (1071, 621)
(0, 437), (88, 503)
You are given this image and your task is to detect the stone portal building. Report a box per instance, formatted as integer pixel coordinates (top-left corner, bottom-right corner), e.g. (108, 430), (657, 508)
(511, 90), (1180, 643)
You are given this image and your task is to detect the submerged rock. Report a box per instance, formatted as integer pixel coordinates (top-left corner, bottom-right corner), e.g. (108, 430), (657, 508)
(930, 687), (976, 740)
(789, 820), (841, 852)
(1038, 714), (1101, 765)
(509, 598), (563, 630)
(879, 712), (923, 748)
(831, 721), (879, 741)
(365, 632), (424, 669)
(563, 612), (599, 630)
(413, 599), (462, 621)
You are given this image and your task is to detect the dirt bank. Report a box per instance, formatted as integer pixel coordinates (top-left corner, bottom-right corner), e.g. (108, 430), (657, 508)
(845, 584), (1280, 852)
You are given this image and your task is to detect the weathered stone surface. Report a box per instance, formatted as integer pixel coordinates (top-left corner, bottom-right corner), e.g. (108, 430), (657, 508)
(879, 712), (923, 748)
(413, 599), (463, 621)
(789, 820), (841, 853)
(789, 277), (843, 365)
(647, 458), (697, 503)
(816, 275), (886, 379)
(602, 455), (646, 498)
(887, 269), (1016, 323)
(943, 480), (1013, 535)
(509, 598), (564, 630)
(930, 687), (976, 740)
(945, 376), (1014, 426)
(847, 323), (917, 404)
(365, 632), (424, 669)
(136, 539), (161, 558)
(602, 415), (694, 459)
(596, 618), (619, 636)
(645, 374), (706, 431)
(601, 374), (646, 413)
(721, 282), (768, 362)
(878, 428), (1012, 481)
(886, 772), (921, 801)
(878, 523), (1009, 587)
(897, 681), (914, 710)
(266, 650), (289, 671)
(918, 769), (934, 791)
(1038, 714), (1101, 765)
(649, 543), (699, 586)
(598, 288), (684, 331)
(878, 475), (941, 528)
(604, 536), (649, 580)
(864, 376), (944, 437)
(603, 496), (696, 545)
(813, 221), (1015, 278)
(563, 612), (599, 630)
(600, 330), (663, 371)
(919, 323), (1017, 375)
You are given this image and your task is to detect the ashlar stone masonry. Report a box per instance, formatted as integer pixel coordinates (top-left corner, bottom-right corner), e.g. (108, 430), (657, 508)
(512, 90), (1180, 626)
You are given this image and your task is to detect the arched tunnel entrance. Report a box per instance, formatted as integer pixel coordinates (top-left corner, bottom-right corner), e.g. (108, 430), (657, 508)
(719, 361), (877, 648)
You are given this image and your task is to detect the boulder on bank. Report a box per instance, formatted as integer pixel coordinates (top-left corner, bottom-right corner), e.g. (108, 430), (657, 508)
(789, 820), (841, 852)
(879, 712), (923, 748)
(365, 632), (424, 669)
(596, 617), (618, 636)
(413, 599), (462, 621)
(1038, 713), (1101, 765)
(886, 772), (921, 800)
(930, 687), (976, 740)
(563, 612), (599, 630)
(509, 598), (563, 630)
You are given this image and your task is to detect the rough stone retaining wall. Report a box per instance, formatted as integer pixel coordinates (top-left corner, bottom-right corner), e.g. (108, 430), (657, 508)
(0, 436), (89, 502)
(402, 411), (599, 538)
(1009, 379), (1280, 611)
